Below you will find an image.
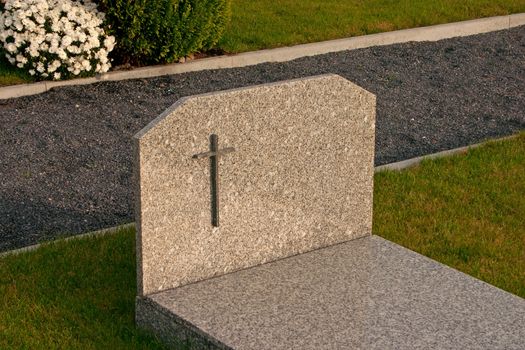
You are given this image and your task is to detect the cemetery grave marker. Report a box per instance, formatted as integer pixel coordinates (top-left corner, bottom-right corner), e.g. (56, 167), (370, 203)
(134, 74), (525, 349)
(134, 74), (375, 296)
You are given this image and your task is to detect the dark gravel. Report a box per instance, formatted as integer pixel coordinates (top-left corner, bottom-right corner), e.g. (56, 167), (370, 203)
(1, 27), (524, 252)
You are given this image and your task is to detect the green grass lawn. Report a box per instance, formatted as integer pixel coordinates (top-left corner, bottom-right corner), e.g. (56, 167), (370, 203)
(0, 133), (524, 349)
(220, 0), (525, 52)
(374, 133), (525, 298)
(2, 0), (525, 86)
(0, 228), (168, 350)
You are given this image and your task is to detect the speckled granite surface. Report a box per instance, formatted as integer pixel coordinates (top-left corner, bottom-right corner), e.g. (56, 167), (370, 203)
(134, 75), (376, 295)
(137, 235), (525, 350)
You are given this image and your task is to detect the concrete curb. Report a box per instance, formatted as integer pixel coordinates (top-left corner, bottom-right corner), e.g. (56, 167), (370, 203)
(0, 222), (135, 257)
(1, 134), (519, 258)
(1, 13), (524, 100)
(375, 147), (477, 172)
(374, 134), (519, 172)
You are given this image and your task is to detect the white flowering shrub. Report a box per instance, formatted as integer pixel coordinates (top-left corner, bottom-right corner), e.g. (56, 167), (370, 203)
(0, 0), (115, 80)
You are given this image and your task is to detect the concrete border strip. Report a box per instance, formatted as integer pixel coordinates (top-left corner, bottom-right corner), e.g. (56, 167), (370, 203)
(375, 145), (480, 172)
(0, 222), (135, 258)
(1, 134), (519, 258)
(1, 13), (525, 100)
(375, 134), (519, 172)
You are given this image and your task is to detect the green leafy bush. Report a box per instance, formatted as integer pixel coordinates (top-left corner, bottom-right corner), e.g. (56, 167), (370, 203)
(95, 0), (230, 65)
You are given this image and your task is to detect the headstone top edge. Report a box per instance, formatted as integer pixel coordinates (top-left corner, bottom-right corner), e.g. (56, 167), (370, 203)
(133, 74), (374, 141)
(133, 97), (190, 141)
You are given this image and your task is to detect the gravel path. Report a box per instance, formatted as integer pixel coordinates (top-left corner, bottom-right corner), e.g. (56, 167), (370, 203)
(1, 26), (524, 252)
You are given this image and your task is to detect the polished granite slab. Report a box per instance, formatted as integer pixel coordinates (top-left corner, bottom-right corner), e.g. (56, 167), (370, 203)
(136, 235), (525, 349)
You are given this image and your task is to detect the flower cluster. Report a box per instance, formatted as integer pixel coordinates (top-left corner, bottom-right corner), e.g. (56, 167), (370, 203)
(0, 0), (115, 80)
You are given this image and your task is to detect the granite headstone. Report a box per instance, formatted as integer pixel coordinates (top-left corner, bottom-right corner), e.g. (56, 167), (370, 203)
(134, 74), (376, 296)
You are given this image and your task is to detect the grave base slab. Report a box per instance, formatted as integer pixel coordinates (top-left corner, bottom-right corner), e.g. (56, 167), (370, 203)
(136, 235), (525, 350)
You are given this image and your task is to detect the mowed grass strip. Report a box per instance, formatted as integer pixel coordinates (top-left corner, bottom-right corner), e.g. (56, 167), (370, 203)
(220, 0), (525, 52)
(374, 132), (525, 299)
(0, 133), (524, 348)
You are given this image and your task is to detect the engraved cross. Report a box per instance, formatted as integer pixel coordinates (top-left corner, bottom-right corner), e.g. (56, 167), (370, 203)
(193, 134), (235, 227)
